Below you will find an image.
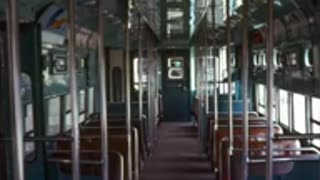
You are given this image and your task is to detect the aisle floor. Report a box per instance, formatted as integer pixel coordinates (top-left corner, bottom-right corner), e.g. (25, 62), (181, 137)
(140, 122), (215, 180)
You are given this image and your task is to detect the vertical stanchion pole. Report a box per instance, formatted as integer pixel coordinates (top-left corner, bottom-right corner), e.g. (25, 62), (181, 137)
(226, 0), (233, 179)
(68, 0), (80, 179)
(7, 0), (25, 179)
(125, 1), (132, 179)
(226, 0), (233, 159)
(138, 14), (143, 120)
(241, 0), (249, 179)
(97, 0), (109, 179)
(205, 19), (209, 114)
(211, 0), (219, 175)
(266, 0), (274, 179)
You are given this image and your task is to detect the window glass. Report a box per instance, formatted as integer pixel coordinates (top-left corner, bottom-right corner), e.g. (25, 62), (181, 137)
(47, 98), (60, 135)
(312, 124), (320, 147)
(25, 104), (35, 155)
(293, 93), (306, 133)
(218, 82), (236, 95)
(88, 87), (94, 114)
(133, 58), (147, 90)
(167, 8), (184, 38)
(80, 114), (86, 123)
(256, 84), (266, 115)
(65, 113), (72, 131)
(279, 90), (289, 126)
(79, 90), (86, 112)
(312, 98), (320, 122)
(65, 94), (71, 111)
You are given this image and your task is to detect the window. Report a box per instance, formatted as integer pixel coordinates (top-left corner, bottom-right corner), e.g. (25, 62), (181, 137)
(311, 98), (320, 147)
(279, 90), (289, 126)
(24, 104), (35, 155)
(312, 124), (320, 147)
(312, 98), (320, 122)
(256, 84), (266, 115)
(79, 90), (86, 112)
(88, 87), (95, 114)
(293, 93), (306, 133)
(47, 98), (61, 135)
(133, 58), (147, 90)
(167, 8), (184, 38)
(218, 82), (236, 95)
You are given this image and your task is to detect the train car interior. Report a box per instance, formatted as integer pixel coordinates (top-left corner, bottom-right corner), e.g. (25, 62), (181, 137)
(0, 0), (319, 180)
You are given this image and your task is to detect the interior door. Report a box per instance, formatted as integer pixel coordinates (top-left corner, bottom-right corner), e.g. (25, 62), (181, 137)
(162, 51), (190, 122)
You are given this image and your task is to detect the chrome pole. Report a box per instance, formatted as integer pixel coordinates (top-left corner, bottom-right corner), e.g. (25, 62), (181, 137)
(266, 0), (274, 179)
(226, 0), (233, 179)
(67, 0), (80, 179)
(205, 19), (209, 114)
(241, 0), (249, 179)
(7, 0), (25, 179)
(97, 0), (109, 179)
(226, 0), (233, 156)
(138, 14), (143, 120)
(125, 0), (133, 179)
(211, 1), (219, 175)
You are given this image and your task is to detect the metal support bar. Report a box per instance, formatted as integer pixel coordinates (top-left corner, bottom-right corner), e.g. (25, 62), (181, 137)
(241, 0), (249, 179)
(125, 1), (133, 179)
(48, 158), (103, 165)
(7, 0), (25, 179)
(266, 0), (274, 179)
(138, 14), (143, 121)
(226, 1), (233, 179)
(67, 0), (80, 179)
(97, 0), (109, 179)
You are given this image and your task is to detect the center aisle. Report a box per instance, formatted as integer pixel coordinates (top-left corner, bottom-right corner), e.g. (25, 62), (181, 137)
(140, 122), (215, 180)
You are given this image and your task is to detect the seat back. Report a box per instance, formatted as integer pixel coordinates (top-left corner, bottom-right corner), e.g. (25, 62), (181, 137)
(86, 119), (148, 159)
(208, 118), (266, 162)
(231, 139), (301, 179)
(80, 127), (140, 180)
(53, 144), (124, 180)
(215, 124), (284, 180)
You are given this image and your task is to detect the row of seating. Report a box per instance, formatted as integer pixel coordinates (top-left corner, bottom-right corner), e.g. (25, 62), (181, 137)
(52, 115), (149, 180)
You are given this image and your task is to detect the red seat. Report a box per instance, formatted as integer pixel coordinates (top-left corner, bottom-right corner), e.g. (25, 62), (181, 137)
(230, 139), (301, 179)
(214, 124), (284, 180)
(208, 117), (267, 166)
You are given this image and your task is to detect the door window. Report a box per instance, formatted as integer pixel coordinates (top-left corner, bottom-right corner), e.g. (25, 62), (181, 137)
(168, 57), (184, 80)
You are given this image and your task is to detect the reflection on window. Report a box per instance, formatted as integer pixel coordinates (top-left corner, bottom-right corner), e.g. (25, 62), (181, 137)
(133, 58), (147, 90)
(312, 98), (320, 121)
(25, 104), (35, 155)
(47, 98), (60, 136)
(279, 90), (289, 126)
(293, 93), (306, 133)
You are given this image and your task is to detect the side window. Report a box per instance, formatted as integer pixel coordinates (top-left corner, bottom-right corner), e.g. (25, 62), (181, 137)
(47, 97), (61, 136)
(88, 87), (95, 115)
(133, 58), (147, 90)
(293, 93), (306, 133)
(256, 84), (266, 115)
(311, 98), (320, 147)
(79, 90), (86, 123)
(279, 90), (289, 127)
(24, 104), (35, 155)
(65, 94), (72, 131)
